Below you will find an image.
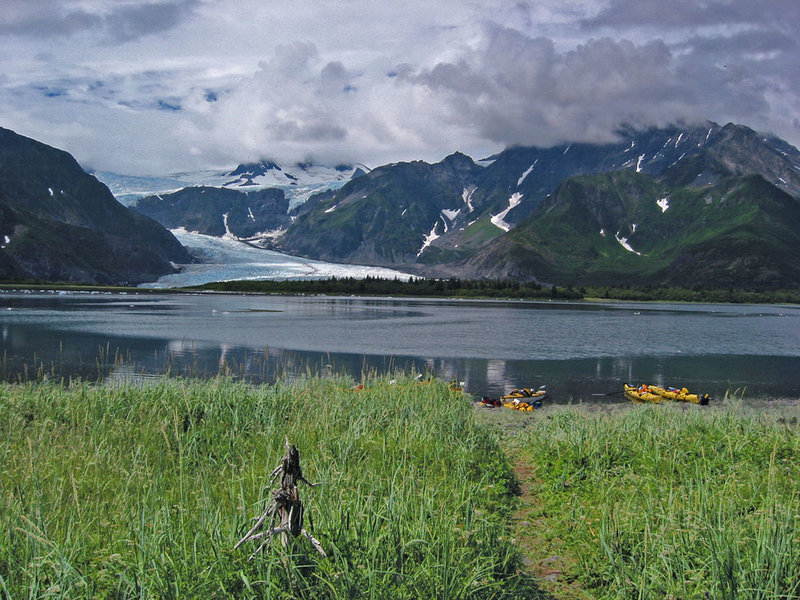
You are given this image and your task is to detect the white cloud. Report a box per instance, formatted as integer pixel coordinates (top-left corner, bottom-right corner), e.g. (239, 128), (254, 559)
(0, 0), (798, 174)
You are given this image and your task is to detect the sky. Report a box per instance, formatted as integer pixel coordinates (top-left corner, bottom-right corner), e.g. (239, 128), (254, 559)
(1, 0), (799, 175)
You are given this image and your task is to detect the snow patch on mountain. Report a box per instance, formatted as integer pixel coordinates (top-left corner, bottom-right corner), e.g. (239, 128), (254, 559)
(491, 193), (523, 232)
(462, 186), (476, 213)
(657, 197), (670, 212)
(417, 222), (440, 257)
(615, 231), (641, 255)
(517, 160), (537, 187)
(222, 213), (235, 239)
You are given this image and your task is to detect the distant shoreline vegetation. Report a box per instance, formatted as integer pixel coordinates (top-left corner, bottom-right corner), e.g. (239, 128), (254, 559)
(188, 276), (800, 304)
(3, 277), (800, 304)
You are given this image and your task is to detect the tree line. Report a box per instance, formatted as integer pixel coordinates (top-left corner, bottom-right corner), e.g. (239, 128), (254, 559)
(192, 277), (800, 304)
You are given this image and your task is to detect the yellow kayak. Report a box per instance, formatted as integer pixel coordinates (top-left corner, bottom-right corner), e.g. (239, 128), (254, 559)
(501, 386), (547, 411)
(624, 384), (665, 404)
(648, 385), (710, 405)
(624, 383), (710, 405)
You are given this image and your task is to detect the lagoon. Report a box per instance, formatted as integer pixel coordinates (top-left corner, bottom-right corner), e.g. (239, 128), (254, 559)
(1, 290), (799, 402)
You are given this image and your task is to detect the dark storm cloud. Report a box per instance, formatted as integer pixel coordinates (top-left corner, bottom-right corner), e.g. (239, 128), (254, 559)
(0, 0), (199, 41)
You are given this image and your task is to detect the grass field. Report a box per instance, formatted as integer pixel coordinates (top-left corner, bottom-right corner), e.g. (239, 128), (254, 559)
(2, 375), (799, 599)
(490, 399), (800, 599)
(0, 375), (538, 599)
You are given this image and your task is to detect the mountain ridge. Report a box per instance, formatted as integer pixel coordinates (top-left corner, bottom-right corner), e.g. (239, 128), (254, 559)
(7, 120), (800, 288)
(131, 186), (290, 239)
(271, 121), (800, 287)
(0, 127), (191, 285)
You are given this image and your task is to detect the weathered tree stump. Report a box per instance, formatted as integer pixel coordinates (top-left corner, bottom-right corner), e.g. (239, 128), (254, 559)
(235, 438), (326, 559)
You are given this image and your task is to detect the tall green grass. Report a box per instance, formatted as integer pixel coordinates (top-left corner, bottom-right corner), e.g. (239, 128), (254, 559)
(0, 375), (536, 599)
(503, 403), (800, 599)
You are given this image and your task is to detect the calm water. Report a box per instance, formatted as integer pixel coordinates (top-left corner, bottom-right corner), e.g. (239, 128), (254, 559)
(2, 290), (800, 403)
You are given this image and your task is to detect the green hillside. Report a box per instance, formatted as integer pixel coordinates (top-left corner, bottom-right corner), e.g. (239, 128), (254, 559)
(465, 171), (800, 288)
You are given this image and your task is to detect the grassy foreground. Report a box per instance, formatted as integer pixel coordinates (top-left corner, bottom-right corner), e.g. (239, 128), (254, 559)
(0, 375), (532, 599)
(494, 401), (800, 599)
(3, 377), (800, 599)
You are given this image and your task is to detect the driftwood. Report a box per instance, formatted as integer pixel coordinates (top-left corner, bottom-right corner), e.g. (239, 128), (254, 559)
(235, 438), (326, 560)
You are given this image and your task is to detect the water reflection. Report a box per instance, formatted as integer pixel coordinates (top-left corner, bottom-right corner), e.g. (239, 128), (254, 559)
(3, 329), (798, 403)
(2, 291), (799, 402)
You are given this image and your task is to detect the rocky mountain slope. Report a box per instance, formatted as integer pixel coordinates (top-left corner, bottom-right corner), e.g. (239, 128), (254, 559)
(273, 121), (800, 287)
(463, 170), (800, 288)
(131, 186), (290, 238)
(276, 152), (482, 264)
(0, 127), (191, 285)
(13, 119), (798, 288)
(458, 124), (800, 287)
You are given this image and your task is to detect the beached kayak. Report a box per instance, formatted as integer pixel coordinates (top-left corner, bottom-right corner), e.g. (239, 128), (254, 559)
(624, 383), (710, 405)
(479, 386), (547, 411)
(502, 386), (547, 411)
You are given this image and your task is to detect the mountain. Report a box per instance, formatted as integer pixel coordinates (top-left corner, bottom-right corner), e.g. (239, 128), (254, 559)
(0, 127), (191, 285)
(95, 161), (366, 209)
(131, 186), (290, 238)
(49, 119), (800, 288)
(274, 121), (800, 287)
(460, 125), (800, 287)
(462, 170), (800, 287)
(276, 152), (482, 265)
(222, 160), (361, 189)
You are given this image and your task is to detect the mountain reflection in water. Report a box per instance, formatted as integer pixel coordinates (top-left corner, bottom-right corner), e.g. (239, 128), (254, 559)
(2, 291), (799, 402)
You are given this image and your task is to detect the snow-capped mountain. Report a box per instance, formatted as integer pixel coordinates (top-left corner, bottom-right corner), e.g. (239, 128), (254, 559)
(275, 121), (800, 288)
(88, 121), (800, 289)
(95, 161), (369, 210)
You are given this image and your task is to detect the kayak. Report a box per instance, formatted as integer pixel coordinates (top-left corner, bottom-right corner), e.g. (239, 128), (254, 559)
(624, 384), (665, 404)
(624, 383), (710, 405)
(502, 386), (547, 411)
(479, 386), (547, 411)
(648, 385), (710, 405)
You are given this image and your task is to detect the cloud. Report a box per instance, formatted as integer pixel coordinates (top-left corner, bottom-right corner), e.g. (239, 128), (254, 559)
(580, 0), (751, 30)
(398, 20), (795, 147)
(579, 0), (800, 35)
(0, 0), (101, 37)
(1, 1), (799, 174)
(105, 1), (200, 42)
(0, 0), (199, 41)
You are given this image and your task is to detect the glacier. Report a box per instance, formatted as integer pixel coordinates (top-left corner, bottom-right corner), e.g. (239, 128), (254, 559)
(142, 229), (413, 288)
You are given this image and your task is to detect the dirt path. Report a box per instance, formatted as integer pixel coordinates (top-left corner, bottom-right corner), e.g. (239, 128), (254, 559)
(475, 403), (601, 599)
(507, 451), (593, 600)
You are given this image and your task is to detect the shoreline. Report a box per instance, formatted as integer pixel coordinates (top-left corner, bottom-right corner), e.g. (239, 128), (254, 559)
(3, 280), (800, 306)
